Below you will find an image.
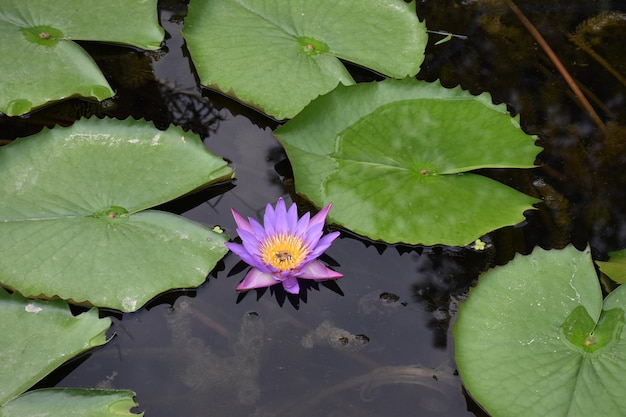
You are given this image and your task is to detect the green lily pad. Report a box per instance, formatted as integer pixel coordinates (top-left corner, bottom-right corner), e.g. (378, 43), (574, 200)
(0, 117), (232, 312)
(0, 0), (164, 116)
(0, 289), (111, 405)
(183, 0), (426, 119)
(454, 245), (626, 417)
(597, 249), (626, 284)
(1, 389), (140, 417)
(275, 78), (541, 246)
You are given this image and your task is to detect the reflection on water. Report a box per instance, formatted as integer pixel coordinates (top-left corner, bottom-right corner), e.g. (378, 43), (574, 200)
(165, 301), (265, 408)
(71, 273), (464, 417)
(154, 287), (463, 417)
(252, 363), (459, 417)
(295, 362), (458, 411)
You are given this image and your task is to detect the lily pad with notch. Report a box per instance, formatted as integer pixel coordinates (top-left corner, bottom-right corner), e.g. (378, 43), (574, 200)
(0, 0), (164, 116)
(454, 245), (626, 417)
(183, 0), (426, 119)
(275, 78), (541, 246)
(0, 117), (232, 312)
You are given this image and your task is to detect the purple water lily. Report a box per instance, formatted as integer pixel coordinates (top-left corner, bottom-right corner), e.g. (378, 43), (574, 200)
(225, 198), (342, 294)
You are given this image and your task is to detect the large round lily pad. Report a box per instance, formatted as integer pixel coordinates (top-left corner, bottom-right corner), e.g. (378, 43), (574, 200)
(275, 78), (541, 246)
(454, 245), (626, 416)
(183, 0), (426, 119)
(0, 117), (232, 312)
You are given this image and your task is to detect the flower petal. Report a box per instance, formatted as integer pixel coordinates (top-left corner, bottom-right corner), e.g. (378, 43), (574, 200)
(274, 197), (289, 235)
(295, 211), (311, 237)
(281, 276), (300, 294)
(248, 217), (267, 240)
(231, 209), (254, 235)
(298, 259), (343, 280)
(225, 242), (264, 271)
(303, 203), (332, 248)
(308, 203), (332, 229)
(286, 201), (299, 232)
(236, 268), (279, 291)
(263, 201), (277, 236)
(303, 224), (324, 250)
(239, 229), (263, 257)
(306, 231), (340, 260)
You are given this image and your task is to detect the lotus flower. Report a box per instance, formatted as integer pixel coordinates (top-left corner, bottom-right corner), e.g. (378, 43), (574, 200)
(225, 198), (342, 294)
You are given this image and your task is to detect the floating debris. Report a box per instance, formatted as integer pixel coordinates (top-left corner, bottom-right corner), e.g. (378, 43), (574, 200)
(302, 320), (369, 351)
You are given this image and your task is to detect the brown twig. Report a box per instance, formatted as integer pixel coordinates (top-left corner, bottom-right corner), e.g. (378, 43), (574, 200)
(567, 33), (626, 89)
(504, 0), (608, 136)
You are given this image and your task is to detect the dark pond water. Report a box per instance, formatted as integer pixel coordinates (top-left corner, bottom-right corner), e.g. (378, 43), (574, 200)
(4, 1), (626, 416)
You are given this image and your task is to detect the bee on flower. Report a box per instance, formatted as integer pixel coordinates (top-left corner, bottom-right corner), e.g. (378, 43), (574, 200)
(225, 198), (342, 294)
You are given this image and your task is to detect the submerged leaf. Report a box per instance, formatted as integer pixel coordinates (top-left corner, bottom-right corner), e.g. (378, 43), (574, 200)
(454, 245), (626, 417)
(183, 0), (426, 119)
(275, 78), (541, 246)
(0, 289), (111, 406)
(0, 118), (232, 312)
(597, 248), (626, 283)
(0, 0), (164, 116)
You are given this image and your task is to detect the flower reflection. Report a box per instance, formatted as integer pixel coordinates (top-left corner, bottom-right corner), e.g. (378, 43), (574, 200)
(226, 198), (342, 294)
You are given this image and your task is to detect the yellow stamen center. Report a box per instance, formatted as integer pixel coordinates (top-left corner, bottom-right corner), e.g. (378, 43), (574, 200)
(260, 233), (308, 272)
